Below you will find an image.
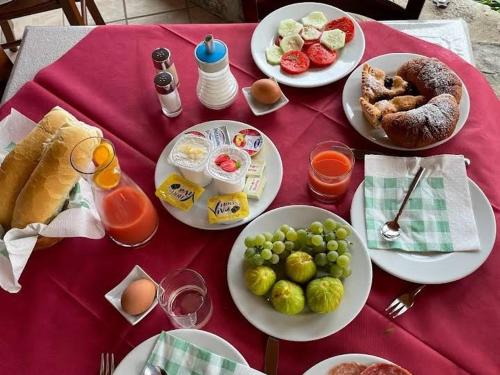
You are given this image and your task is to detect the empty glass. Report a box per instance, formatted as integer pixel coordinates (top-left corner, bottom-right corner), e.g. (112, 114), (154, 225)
(158, 269), (213, 329)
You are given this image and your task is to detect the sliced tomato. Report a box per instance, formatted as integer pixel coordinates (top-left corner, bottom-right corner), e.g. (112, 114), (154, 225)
(280, 50), (310, 74)
(302, 38), (319, 51)
(306, 43), (337, 67)
(325, 17), (355, 43)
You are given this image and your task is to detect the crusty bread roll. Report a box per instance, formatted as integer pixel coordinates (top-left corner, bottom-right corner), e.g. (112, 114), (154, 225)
(0, 107), (77, 229)
(11, 122), (102, 229)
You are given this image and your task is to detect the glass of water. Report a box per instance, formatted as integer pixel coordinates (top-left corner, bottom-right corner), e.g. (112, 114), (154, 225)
(158, 269), (213, 329)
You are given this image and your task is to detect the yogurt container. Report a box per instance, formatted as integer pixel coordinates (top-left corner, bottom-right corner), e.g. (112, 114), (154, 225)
(168, 134), (213, 186)
(207, 145), (251, 194)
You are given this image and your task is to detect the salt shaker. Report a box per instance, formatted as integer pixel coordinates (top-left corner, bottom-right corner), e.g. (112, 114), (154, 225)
(154, 71), (182, 118)
(152, 47), (179, 87)
(194, 34), (238, 110)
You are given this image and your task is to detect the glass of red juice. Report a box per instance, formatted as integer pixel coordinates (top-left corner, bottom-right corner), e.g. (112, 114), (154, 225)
(158, 269), (213, 329)
(308, 141), (354, 202)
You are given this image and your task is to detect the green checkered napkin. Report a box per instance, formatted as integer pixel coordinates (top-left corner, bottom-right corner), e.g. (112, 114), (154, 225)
(143, 331), (264, 375)
(364, 155), (480, 252)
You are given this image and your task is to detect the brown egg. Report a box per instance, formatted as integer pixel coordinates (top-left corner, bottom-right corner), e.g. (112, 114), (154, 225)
(250, 79), (282, 105)
(121, 278), (156, 316)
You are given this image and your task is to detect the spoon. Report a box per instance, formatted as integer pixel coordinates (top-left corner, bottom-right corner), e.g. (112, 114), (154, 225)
(144, 364), (168, 375)
(381, 166), (426, 240)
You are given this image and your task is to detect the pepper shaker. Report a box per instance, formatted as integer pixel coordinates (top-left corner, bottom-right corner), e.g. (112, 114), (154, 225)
(154, 72), (182, 118)
(152, 47), (179, 87)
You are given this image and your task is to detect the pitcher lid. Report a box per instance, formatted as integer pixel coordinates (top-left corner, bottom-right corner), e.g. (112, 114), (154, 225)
(195, 34), (227, 64)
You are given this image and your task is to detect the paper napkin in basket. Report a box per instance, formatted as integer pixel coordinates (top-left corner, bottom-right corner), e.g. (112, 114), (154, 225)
(0, 109), (105, 293)
(144, 331), (264, 375)
(364, 155), (480, 252)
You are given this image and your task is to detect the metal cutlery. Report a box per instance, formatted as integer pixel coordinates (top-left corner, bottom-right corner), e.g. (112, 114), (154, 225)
(385, 284), (426, 318)
(351, 148), (471, 167)
(264, 336), (279, 375)
(144, 364), (168, 375)
(99, 353), (114, 375)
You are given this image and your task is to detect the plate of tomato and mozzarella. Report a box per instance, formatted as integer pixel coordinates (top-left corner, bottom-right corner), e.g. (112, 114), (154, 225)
(251, 2), (365, 88)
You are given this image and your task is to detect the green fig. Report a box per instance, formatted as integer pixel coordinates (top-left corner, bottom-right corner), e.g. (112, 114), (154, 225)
(244, 266), (276, 296)
(285, 251), (317, 283)
(306, 277), (344, 314)
(270, 280), (305, 315)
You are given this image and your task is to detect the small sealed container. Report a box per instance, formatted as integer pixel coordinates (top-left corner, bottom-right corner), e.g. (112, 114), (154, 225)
(168, 134), (213, 186)
(207, 145), (251, 194)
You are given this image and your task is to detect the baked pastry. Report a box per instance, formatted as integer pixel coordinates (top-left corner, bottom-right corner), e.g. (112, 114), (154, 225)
(360, 95), (426, 128)
(397, 57), (462, 102)
(381, 94), (459, 148)
(11, 122), (102, 229)
(0, 107), (76, 230)
(361, 64), (408, 103)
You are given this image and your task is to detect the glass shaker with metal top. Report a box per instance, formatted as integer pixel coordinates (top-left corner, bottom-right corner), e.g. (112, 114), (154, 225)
(154, 71), (182, 118)
(152, 47), (179, 87)
(194, 34), (238, 110)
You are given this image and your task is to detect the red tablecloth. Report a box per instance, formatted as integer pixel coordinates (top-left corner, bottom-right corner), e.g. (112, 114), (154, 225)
(0, 22), (499, 375)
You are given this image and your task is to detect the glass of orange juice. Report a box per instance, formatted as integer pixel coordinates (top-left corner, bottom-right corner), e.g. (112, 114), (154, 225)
(70, 137), (159, 247)
(308, 141), (354, 202)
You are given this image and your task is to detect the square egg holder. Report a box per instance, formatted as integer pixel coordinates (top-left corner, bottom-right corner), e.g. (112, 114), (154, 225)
(105, 265), (159, 325)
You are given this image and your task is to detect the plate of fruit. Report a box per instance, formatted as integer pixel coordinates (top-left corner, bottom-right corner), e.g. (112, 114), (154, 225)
(227, 205), (372, 341)
(251, 2), (365, 88)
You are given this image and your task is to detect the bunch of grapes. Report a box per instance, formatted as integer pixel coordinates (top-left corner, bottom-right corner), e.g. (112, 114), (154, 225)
(243, 218), (353, 279)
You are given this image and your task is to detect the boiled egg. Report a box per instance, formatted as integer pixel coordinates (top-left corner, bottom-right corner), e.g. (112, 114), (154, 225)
(121, 278), (156, 316)
(250, 79), (282, 105)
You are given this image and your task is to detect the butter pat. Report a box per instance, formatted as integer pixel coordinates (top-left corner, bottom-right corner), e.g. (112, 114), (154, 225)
(246, 160), (266, 177)
(244, 176), (266, 200)
(155, 173), (204, 211)
(208, 192), (249, 224)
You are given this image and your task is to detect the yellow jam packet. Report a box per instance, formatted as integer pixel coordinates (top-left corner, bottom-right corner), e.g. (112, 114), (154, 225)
(208, 192), (249, 224)
(155, 173), (204, 211)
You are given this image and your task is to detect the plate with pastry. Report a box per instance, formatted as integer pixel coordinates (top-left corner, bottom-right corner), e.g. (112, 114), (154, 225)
(342, 53), (470, 151)
(154, 120), (283, 230)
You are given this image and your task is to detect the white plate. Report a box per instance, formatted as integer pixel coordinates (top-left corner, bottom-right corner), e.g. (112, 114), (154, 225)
(154, 120), (283, 230)
(350, 179), (496, 284)
(114, 329), (248, 375)
(241, 87), (289, 116)
(251, 2), (365, 88)
(227, 205), (372, 342)
(304, 353), (395, 375)
(342, 53), (471, 151)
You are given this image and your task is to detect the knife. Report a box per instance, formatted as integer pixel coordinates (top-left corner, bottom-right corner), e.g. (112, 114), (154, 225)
(264, 336), (279, 375)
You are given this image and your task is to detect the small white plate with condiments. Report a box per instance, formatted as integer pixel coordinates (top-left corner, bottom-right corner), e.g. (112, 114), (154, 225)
(154, 120), (283, 230)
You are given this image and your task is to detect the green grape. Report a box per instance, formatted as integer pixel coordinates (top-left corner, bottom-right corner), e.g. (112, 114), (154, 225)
(330, 264), (343, 278)
(263, 241), (273, 250)
(270, 254), (280, 264)
(337, 254), (350, 269)
(286, 229), (298, 241)
(272, 230), (285, 242)
(285, 241), (295, 251)
(244, 236), (256, 248)
(272, 241), (285, 254)
(252, 253), (264, 266)
(343, 252), (352, 259)
(323, 218), (338, 232)
(313, 243), (326, 253)
(261, 248), (273, 261)
(341, 225), (351, 236)
(324, 232), (336, 242)
(306, 233), (313, 246)
(280, 224), (291, 234)
(327, 250), (338, 262)
(255, 234), (266, 247)
(311, 234), (323, 247)
(279, 250), (291, 260)
(337, 240), (348, 254)
(309, 221), (324, 234)
(244, 247), (256, 259)
(302, 246), (313, 254)
(314, 252), (328, 267)
(263, 232), (273, 241)
(327, 240), (339, 251)
(335, 227), (348, 240)
(342, 267), (352, 278)
(297, 229), (307, 241)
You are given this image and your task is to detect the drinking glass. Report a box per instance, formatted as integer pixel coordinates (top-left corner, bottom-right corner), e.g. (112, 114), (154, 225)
(308, 141), (354, 203)
(158, 269), (213, 329)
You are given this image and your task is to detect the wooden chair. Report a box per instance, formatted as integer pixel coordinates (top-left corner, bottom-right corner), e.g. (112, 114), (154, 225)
(242, 0), (426, 21)
(0, 0), (105, 51)
(0, 48), (13, 97)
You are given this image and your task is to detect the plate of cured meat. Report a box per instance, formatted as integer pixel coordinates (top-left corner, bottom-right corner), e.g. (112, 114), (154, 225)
(304, 353), (413, 375)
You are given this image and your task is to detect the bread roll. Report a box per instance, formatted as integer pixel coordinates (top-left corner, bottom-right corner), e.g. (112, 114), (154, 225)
(11, 122), (102, 229)
(0, 107), (77, 229)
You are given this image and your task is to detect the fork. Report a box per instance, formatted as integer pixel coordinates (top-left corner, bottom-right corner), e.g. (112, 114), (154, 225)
(100, 353), (114, 375)
(385, 285), (426, 318)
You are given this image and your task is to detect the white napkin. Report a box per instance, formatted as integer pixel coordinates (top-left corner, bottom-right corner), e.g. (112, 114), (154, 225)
(0, 109), (105, 293)
(364, 154), (480, 252)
